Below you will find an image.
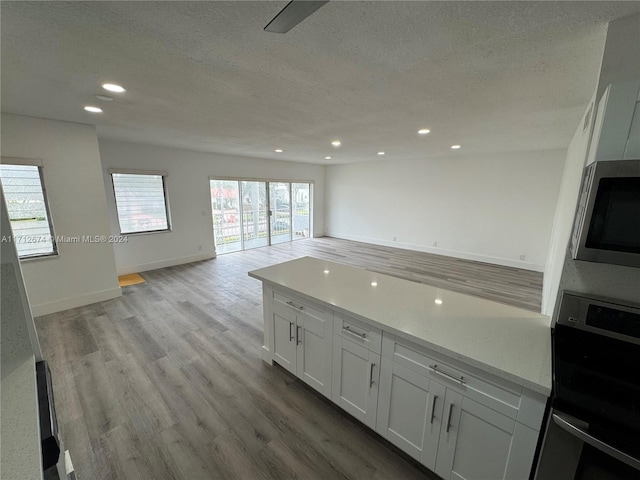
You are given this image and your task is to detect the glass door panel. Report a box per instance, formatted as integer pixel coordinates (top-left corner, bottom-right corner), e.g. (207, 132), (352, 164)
(211, 179), (241, 254)
(241, 181), (269, 250)
(292, 183), (311, 240)
(269, 182), (291, 245)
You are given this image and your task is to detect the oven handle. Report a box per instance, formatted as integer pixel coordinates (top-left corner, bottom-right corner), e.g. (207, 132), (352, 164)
(552, 412), (640, 471)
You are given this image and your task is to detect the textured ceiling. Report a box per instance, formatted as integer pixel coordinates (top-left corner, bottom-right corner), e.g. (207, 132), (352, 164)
(2, 1), (640, 165)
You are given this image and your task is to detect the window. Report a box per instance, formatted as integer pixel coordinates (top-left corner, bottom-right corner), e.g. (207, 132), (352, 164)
(0, 162), (57, 259)
(111, 171), (170, 234)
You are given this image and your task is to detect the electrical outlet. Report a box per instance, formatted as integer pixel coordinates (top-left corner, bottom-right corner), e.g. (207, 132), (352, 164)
(519, 254), (526, 261)
(393, 236), (397, 241)
(198, 245), (203, 251)
(432, 241), (438, 247)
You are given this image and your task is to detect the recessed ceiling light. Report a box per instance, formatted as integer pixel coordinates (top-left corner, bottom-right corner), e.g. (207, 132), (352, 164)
(377, 152), (385, 156)
(102, 83), (126, 93)
(94, 94), (113, 102)
(371, 281), (378, 287)
(331, 140), (341, 147)
(435, 298), (443, 305)
(451, 145), (461, 150)
(418, 129), (431, 135)
(325, 156), (332, 160)
(84, 106), (103, 113)
(275, 149), (283, 153)
(323, 269), (330, 274)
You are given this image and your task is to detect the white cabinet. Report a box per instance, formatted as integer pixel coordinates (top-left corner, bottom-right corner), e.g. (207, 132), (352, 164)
(273, 305), (297, 373)
(272, 291), (333, 398)
(331, 313), (382, 429)
(377, 334), (544, 480)
(376, 354), (444, 468)
(433, 390), (539, 480)
(331, 336), (380, 429)
(262, 285), (547, 480)
(587, 81), (640, 165)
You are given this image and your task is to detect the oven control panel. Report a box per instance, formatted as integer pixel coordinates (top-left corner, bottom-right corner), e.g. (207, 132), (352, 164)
(555, 291), (640, 345)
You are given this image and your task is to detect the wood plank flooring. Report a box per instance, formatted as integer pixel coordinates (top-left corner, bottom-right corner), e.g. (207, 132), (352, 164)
(35, 237), (543, 480)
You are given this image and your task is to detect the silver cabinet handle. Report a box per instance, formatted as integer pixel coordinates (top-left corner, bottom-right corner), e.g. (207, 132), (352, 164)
(446, 403), (454, 433)
(286, 300), (303, 310)
(429, 364), (466, 385)
(369, 363), (376, 388)
(296, 325), (301, 345)
(343, 325), (367, 339)
(430, 395), (438, 424)
(553, 412), (640, 471)
(289, 322), (294, 341)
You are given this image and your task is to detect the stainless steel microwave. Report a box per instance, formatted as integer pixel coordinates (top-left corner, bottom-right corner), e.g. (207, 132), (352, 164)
(570, 159), (640, 268)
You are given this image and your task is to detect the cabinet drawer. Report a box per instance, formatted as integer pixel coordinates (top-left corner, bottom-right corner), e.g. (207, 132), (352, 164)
(334, 313), (382, 354)
(274, 291), (328, 322)
(382, 334), (522, 419)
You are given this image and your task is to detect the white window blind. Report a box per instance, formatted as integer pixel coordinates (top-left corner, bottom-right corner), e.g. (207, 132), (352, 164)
(111, 173), (170, 234)
(0, 164), (57, 258)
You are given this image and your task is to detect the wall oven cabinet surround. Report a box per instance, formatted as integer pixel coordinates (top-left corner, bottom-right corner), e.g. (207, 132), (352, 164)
(249, 257), (552, 480)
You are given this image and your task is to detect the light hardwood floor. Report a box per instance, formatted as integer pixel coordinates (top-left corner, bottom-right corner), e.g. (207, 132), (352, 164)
(36, 237), (543, 480)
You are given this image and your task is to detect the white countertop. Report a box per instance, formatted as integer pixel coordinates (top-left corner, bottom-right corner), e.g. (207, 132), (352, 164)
(249, 256), (552, 396)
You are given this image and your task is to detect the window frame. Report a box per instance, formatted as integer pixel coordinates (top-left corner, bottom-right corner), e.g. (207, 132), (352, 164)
(109, 168), (172, 235)
(0, 157), (58, 260)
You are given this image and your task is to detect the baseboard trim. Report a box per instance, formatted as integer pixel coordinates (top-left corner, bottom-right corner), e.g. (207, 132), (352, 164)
(31, 286), (122, 317)
(326, 232), (544, 272)
(262, 345), (273, 365)
(116, 252), (216, 276)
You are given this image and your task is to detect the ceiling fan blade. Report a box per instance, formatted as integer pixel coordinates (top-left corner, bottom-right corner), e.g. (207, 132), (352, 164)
(264, 0), (329, 33)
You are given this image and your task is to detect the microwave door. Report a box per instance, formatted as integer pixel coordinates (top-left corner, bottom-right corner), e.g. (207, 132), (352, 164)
(572, 160), (640, 268)
(586, 177), (640, 251)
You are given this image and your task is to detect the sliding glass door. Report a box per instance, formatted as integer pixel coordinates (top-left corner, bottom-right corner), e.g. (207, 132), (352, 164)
(293, 183), (310, 239)
(211, 180), (241, 254)
(211, 179), (311, 254)
(241, 181), (269, 250)
(269, 182), (291, 245)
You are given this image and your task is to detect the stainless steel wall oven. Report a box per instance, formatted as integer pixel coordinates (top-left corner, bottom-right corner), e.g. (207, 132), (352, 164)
(535, 291), (640, 480)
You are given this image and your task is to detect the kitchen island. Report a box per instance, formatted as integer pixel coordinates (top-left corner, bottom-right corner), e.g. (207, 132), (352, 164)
(249, 256), (552, 480)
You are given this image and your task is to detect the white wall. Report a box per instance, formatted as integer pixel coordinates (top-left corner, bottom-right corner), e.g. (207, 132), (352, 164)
(1, 114), (120, 316)
(325, 150), (565, 272)
(98, 139), (326, 275)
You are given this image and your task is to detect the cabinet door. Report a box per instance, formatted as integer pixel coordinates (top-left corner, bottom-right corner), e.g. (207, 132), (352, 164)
(590, 81), (640, 163)
(296, 309), (333, 398)
(376, 357), (443, 466)
(331, 335), (380, 429)
(435, 391), (516, 480)
(273, 310), (296, 374)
